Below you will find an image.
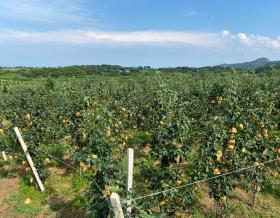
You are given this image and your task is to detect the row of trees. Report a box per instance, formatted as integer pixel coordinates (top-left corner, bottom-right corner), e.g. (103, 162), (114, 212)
(0, 69), (280, 217)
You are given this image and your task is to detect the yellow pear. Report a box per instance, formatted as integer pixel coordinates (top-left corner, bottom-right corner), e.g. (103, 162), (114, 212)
(24, 198), (32, 205)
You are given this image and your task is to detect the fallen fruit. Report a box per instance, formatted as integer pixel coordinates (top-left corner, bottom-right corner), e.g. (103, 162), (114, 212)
(24, 198), (32, 205)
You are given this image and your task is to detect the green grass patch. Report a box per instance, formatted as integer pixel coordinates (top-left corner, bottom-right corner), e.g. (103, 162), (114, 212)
(127, 130), (151, 146)
(68, 196), (87, 209)
(46, 170), (90, 199)
(4, 179), (47, 217)
(262, 176), (280, 200)
(0, 159), (6, 167)
(272, 130), (280, 136)
(46, 171), (90, 213)
(39, 143), (71, 167)
(0, 73), (18, 80)
(0, 167), (18, 177)
(72, 173), (90, 192)
(46, 174), (73, 197)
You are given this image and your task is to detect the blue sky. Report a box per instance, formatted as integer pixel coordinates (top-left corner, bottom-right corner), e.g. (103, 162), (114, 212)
(0, 0), (280, 67)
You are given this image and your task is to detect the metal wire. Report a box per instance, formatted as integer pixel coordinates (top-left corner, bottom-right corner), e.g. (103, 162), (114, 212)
(131, 157), (280, 201)
(35, 146), (77, 170)
(34, 146), (105, 194)
(11, 129), (280, 209)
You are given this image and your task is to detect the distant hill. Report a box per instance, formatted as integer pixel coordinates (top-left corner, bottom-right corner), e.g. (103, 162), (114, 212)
(218, 58), (280, 69)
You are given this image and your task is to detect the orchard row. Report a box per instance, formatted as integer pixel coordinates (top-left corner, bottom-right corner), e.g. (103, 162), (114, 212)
(0, 71), (280, 217)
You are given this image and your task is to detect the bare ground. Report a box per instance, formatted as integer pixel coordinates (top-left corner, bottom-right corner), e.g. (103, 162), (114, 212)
(0, 170), (21, 217)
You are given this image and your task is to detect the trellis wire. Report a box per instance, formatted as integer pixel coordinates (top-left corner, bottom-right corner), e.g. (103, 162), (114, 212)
(130, 157), (280, 202)
(25, 145), (105, 194)
(4, 141), (280, 216)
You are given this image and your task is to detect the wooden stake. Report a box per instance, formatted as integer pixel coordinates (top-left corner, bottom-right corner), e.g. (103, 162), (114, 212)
(14, 127), (45, 192)
(2, 151), (7, 161)
(126, 148), (134, 215)
(110, 192), (124, 218)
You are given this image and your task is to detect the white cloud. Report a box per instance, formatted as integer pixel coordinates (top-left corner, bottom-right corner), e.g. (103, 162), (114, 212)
(0, 28), (279, 51)
(88, 31), (221, 47)
(223, 32), (280, 49)
(236, 33), (253, 45)
(0, 29), (223, 47)
(0, 0), (94, 24)
(222, 30), (230, 37)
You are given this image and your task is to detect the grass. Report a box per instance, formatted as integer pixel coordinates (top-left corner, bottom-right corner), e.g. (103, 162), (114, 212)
(72, 172), (90, 192)
(47, 174), (73, 196)
(1, 157), (279, 217)
(127, 130), (152, 146)
(0, 73), (19, 80)
(1, 166), (90, 217)
(272, 130), (280, 136)
(68, 196), (87, 208)
(1, 176), (280, 218)
(0, 166), (18, 177)
(45, 170), (90, 214)
(184, 181), (280, 218)
(46, 171), (90, 197)
(4, 180), (47, 217)
(261, 175), (280, 200)
(0, 160), (6, 168)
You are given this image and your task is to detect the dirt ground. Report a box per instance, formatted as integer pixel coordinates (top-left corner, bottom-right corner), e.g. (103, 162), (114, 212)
(0, 165), (85, 218)
(0, 177), (20, 216)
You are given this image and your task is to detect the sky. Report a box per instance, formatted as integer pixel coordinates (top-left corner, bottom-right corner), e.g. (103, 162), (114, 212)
(0, 0), (280, 67)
